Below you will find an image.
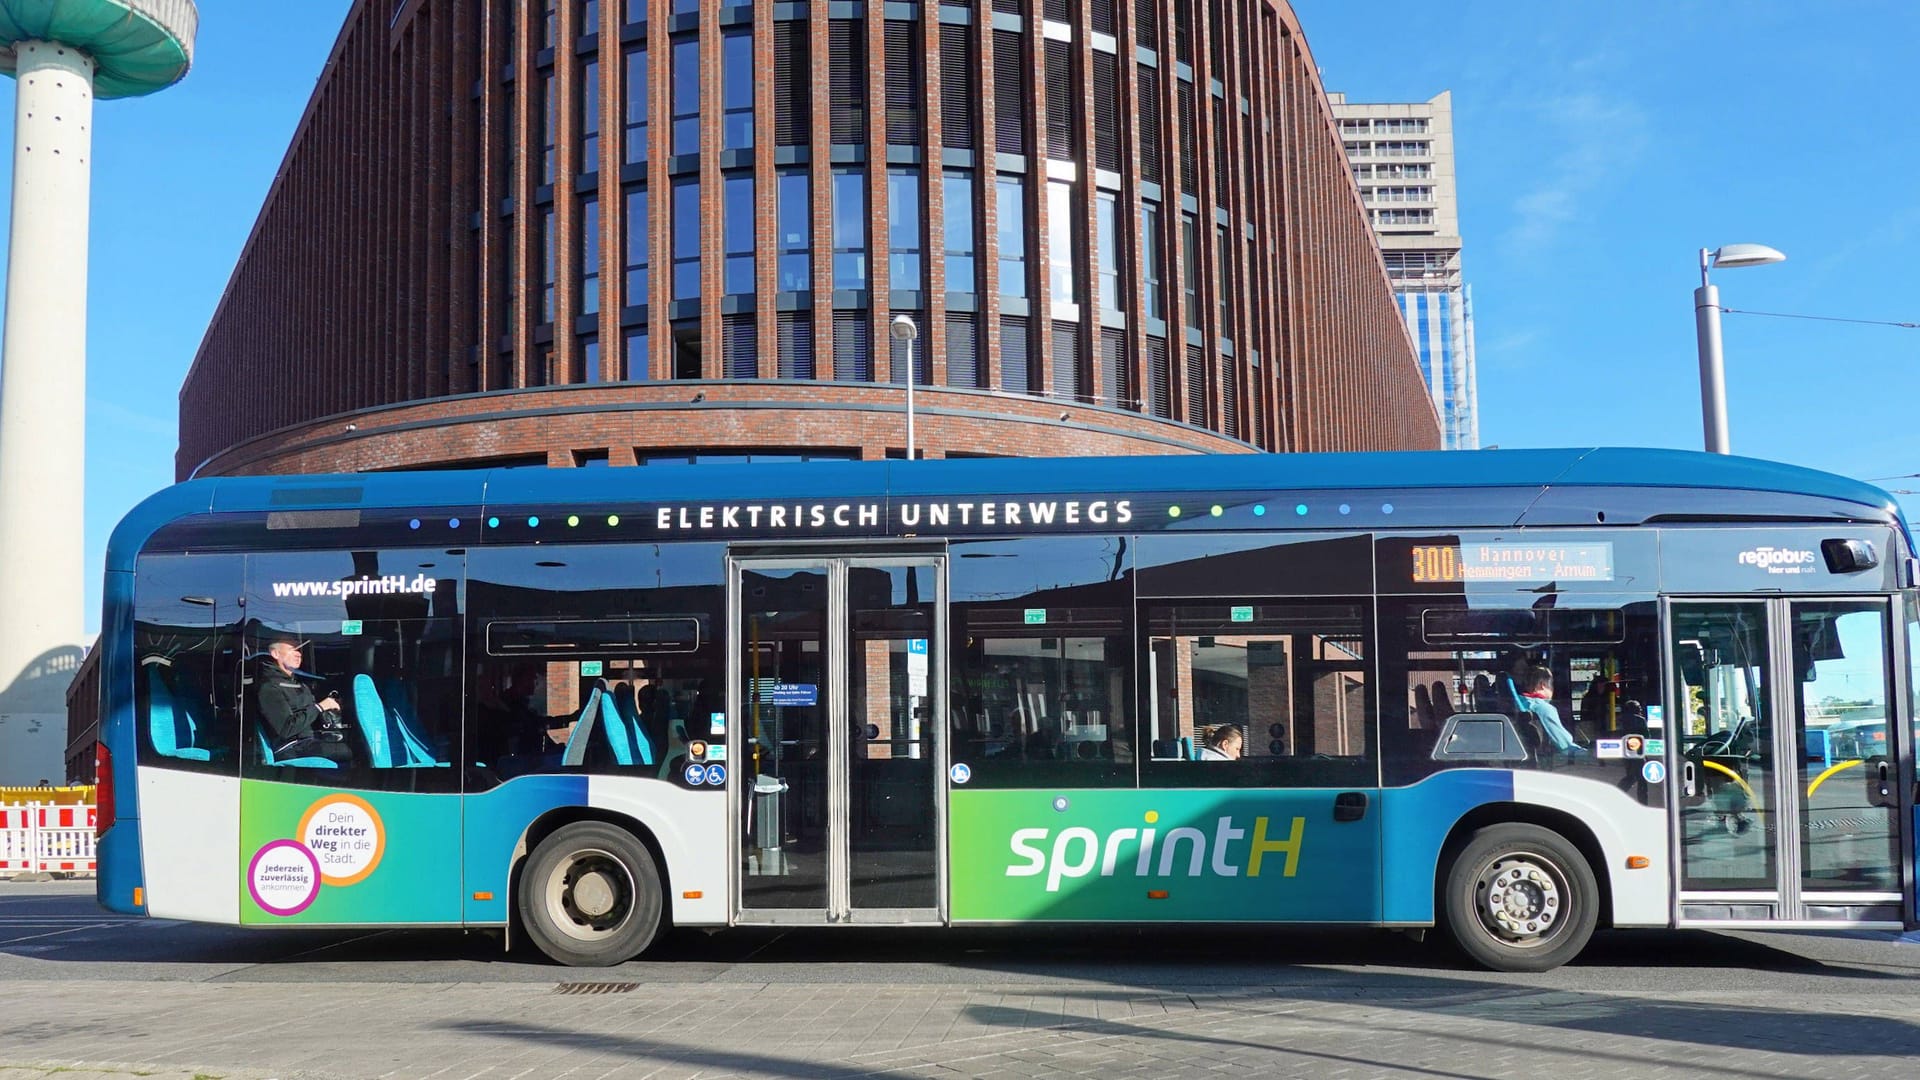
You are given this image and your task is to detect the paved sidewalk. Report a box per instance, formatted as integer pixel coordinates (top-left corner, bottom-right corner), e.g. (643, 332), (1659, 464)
(4, 976), (1917, 1079)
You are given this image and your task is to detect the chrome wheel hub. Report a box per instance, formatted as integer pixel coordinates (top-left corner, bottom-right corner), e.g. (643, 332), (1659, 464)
(1476, 853), (1565, 946)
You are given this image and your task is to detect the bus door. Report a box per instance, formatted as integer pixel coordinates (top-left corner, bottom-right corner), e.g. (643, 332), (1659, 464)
(730, 556), (946, 925)
(1667, 598), (1906, 928)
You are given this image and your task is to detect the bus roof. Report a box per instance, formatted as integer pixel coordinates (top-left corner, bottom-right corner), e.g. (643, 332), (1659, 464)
(107, 447), (1910, 573)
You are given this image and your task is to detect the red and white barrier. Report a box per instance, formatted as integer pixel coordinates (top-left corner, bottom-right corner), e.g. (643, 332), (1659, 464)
(0, 803), (96, 876)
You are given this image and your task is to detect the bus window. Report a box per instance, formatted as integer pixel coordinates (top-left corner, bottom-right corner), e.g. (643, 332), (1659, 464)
(465, 543), (726, 788)
(1139, 601), (1375, 789)
(241, 550), (464, 792)
(1379, 597), (1663, 800)
(948, 537), (1133, 788)
(132, 554), (244, 775)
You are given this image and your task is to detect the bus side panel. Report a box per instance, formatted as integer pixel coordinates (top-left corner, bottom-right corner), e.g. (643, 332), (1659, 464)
(588, 776), (729, 926)
(1512, 772), (1669, 927)
(1379, 770), (1514, 924)
(137, 768), (240, 923)
(948, 788), (1381, 923)
(461, 774), (588, 925)
(237, 780), (462, 925)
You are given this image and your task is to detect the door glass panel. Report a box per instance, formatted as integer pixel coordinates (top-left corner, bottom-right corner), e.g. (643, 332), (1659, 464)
(1674, 603), (1775, 891)
(846, 564), (939, 910)
(1792, 601), (1898, 892)
(740, 567), (830, 910)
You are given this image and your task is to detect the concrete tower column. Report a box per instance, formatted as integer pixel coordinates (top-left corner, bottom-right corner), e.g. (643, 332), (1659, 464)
(0, 42), (95, 782)
(0, 0), (197, 783)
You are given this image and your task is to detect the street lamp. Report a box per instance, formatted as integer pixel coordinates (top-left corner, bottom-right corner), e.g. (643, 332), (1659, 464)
(1695, 243), (1786, 454)
(890, 314), (920, 460)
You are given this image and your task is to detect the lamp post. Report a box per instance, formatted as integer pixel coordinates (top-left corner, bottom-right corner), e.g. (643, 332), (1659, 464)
(1695, 243), (1786, 454)
(889, 314), (920, 460)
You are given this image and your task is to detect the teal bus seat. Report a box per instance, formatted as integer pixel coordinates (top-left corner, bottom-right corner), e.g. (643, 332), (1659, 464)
(145, 664), (210, 762)
(376, 678), (450, 767)
(598, 682), (635, 766)
(560, 684), (606, 767)
(255, 727), (338, 769)
(608, 681), (655, 767)
(353, 674), (448, 768)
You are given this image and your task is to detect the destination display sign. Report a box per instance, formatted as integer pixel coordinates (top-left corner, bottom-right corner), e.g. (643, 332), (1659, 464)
(1409, 542), (1615, 584)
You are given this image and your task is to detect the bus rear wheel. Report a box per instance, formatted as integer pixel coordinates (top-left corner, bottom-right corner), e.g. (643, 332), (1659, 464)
(518, 821), (663, 967)
(1443, 823), (1597, 972)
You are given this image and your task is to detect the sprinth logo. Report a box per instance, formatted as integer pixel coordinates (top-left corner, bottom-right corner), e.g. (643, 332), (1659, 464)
(1737, 546), (1818, 574)
(1007, 811), (1306, 892)
(271, 574), (439, 598)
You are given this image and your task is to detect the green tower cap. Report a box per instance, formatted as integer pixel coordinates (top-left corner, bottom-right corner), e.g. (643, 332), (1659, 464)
(0, 0), (197, 99)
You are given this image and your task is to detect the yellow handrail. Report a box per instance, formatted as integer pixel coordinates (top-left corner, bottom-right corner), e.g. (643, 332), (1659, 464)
(1805, 758), (1864, 799)
(1699, 759), (1756, 801)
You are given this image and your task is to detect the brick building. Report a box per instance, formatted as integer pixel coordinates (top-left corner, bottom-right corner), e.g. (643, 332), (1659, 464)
(177, 0), (1439, 478)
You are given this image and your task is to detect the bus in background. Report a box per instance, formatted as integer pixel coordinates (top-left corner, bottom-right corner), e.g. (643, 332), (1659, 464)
(93, 449), (1919, 971)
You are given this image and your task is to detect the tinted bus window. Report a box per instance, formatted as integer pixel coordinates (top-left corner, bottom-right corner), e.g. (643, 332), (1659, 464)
(465, 543), (726, 789)
(949, 537), (1134, 788)
(1379, 596), (1663, 803)
(241, 550), (464, 792)
(132, 554), (244, 774)
(1140, 601), (1375, 789)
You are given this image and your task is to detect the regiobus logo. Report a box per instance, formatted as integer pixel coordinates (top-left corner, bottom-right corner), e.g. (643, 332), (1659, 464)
(1736, 546), (1817, 574)
(1006, 810), (1307, 893)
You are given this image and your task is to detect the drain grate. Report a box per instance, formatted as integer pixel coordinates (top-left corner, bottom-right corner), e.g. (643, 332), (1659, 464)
(554, 982), (639, 995)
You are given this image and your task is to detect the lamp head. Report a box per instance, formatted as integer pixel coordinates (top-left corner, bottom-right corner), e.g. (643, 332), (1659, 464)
(1709, 243), (1787, 270)
(889, 314), (919, 342)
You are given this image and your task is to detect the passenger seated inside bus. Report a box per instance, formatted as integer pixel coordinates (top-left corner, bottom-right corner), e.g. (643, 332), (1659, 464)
(1194, 723), (1243, 761)
(254, 635), (355, 767)
(1513, 664), (1585, 758)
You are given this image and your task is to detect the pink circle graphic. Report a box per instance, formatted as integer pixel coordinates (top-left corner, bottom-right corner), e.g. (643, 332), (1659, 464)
(247, 839), (321, 917)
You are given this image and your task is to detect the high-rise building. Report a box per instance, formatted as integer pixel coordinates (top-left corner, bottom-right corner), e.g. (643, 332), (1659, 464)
(176, 1), (1442, 481)
(1329, 90), (1477, 449)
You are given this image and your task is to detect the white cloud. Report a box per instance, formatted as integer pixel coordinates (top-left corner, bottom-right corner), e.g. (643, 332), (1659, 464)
(1503, 91), (1648, 255)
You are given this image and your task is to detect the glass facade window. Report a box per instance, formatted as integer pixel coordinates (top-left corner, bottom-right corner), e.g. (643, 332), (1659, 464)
(672, 37), (699, 157)
(1141, 202), (1165, 323)
(724, 174), (755, 295)
(995, 175), (1026, 298)
(581, 195), (600, 316)
(581, 0), (599, 35)
(624, 0), (644, 24)
(943, 171), (976, 295)
(723, 31), (753, 151)
(673, 179), (700, 301)
(580, 60), (601, 175)
(624, 46), (648, 166)
(888, 169), (923, 292)
(672, 320), (700, 378)
(777, 171), (810, 292)
(541, 72), (557, 185)
(1180, 213), (1200, 326)
(1216, 224), (1232, 342)
(540, 206), (557, 322)
(625, 329), (649, 379)
(583, 336), (602, 383)
(832, 169), (868, 291)
(1047, 178), (1076, 305)
(1096, 192), (1121, 315)
(624, 186), (649, 308)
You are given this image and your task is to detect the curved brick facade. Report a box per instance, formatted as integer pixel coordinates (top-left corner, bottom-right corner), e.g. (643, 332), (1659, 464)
(178, 0), (1440, 479)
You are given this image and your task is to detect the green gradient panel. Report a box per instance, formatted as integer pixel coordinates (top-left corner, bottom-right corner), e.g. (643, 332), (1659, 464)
(238, 780), (462, 925)
(948, 789), (1380, 922)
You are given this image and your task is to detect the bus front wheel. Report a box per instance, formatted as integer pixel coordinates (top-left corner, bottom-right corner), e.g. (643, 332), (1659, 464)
(1442, 823), (1597, 972)
(518, 821), (663, 966)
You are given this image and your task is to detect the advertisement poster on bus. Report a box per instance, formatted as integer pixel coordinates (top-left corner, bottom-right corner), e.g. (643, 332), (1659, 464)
(238, 781), (461, 925)
(947, 789), (1380, 922)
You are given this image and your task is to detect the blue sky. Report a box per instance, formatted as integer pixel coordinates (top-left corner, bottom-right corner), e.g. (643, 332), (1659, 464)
(0, 1), (1915, 634)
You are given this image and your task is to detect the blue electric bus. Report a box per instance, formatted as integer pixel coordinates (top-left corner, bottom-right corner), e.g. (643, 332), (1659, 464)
(94, 449), (1918, 970)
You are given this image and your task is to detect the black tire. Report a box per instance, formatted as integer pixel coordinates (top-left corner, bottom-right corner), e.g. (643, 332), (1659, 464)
(516, 821), (663, 967)
(1442, 823), (1597, 972)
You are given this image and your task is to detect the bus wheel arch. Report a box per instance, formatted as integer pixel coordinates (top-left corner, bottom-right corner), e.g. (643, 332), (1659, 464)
(509, 808), (673, 966)
(1435, 804), (1608, 972)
